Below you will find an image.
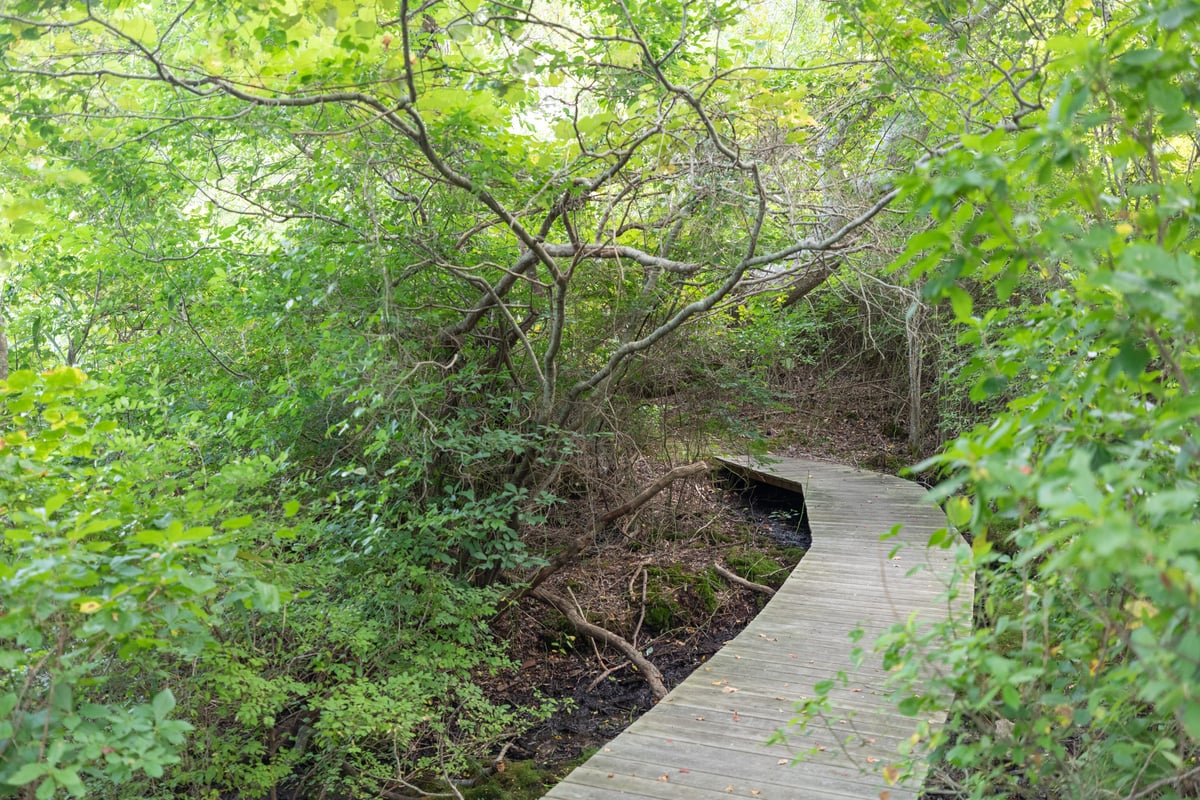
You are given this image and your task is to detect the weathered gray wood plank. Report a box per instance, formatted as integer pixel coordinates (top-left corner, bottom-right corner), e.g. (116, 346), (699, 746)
(542, 455), (973, 800)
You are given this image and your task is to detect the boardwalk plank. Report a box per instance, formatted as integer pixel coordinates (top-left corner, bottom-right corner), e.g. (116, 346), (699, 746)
(542, 455), (972, 800)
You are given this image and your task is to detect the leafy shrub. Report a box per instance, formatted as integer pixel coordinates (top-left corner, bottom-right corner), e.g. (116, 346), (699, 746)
(0, 368), (280, 798)
(860, 2), (1200, 796)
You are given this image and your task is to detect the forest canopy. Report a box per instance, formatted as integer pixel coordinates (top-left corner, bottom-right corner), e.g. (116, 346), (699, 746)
(1, 0), (1199, 798)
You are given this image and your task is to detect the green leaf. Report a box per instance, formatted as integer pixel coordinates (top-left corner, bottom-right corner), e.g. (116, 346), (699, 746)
(946, 497), (972, 528)
(283, 500), (300, 518)
(1182, 700), (1200, 741)
(969, 374), (1008, 402)
(947, 285), (974, 321)
(252, 580), (281, 612)
(1119, 48), (1162, 66)
(176, 572), (217, 593)
(43, 367), (86, 390)
(1110, 340), (1150, 379)
(4, 370), (37, 390)
(7, 762), (49, 786)
(1158, 5), (1190, 29)
(151, 688), (175, 722)
(42, 492), (70, 518)
(52, 768), (85, 798)
(10, 218), (37, 236)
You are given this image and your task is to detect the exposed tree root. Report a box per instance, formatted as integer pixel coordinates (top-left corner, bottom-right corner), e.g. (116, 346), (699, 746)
(528, 587), (669, 700)
(714, 562), (777, 598)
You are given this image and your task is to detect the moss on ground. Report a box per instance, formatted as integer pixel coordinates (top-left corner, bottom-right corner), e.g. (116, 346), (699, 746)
(727, 550), (793, 589)
(462, 750), (597, 800)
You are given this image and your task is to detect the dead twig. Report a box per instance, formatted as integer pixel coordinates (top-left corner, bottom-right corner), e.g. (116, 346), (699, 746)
(630, 565), (648, 647)
(586, 660), (632, 692)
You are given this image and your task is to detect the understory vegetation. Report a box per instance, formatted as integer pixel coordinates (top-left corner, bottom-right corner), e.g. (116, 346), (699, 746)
(1, 0), (1198, 798)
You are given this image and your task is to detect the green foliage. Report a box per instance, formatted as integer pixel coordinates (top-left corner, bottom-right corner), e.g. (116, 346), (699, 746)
(641, 566), (726, 632)
(0, 368), (278, 797)
(462, 760), (557, 800)
(462, 752), (596, 800)
(726, 295), (832, 378)
(854, 0), (1200, 796)
(10, 0), (1155, 796)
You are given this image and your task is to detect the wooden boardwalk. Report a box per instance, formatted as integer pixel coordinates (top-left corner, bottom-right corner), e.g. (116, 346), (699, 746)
(543, 455), (973, 800)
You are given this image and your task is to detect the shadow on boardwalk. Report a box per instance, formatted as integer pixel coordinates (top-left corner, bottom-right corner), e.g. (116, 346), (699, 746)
(542, 454), (973, 800)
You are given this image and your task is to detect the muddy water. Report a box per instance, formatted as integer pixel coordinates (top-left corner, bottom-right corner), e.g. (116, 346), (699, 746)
(725, 476), (812, 550)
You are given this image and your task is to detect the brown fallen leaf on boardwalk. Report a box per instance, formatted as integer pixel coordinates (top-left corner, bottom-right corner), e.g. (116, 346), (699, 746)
(658, 774), (669, 781)
(724, 786), (734, 793)
(722, 686), (738, 693)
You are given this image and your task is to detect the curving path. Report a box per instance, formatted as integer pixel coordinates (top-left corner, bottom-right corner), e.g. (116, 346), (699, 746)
(543, 455), (973, 800)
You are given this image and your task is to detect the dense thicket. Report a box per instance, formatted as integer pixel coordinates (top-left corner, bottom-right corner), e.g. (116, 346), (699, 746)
(0, 0), (1198, 798)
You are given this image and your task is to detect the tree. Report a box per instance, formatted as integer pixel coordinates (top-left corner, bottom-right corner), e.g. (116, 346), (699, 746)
(0, 0), (912, 795)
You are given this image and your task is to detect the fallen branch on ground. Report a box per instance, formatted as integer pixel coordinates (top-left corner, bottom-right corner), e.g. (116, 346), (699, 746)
(714, 562), (776, 598)
(529, 587), (668, 700)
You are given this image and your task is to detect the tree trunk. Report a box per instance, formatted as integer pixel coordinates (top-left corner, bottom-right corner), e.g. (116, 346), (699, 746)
(779, 259), (839, 309)
(906, 301), (925, 454)
(0, 309), (9, 381)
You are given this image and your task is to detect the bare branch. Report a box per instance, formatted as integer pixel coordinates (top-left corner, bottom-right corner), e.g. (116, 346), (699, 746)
(529, 587), (668, 700)
(714, 562), (777, 598)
